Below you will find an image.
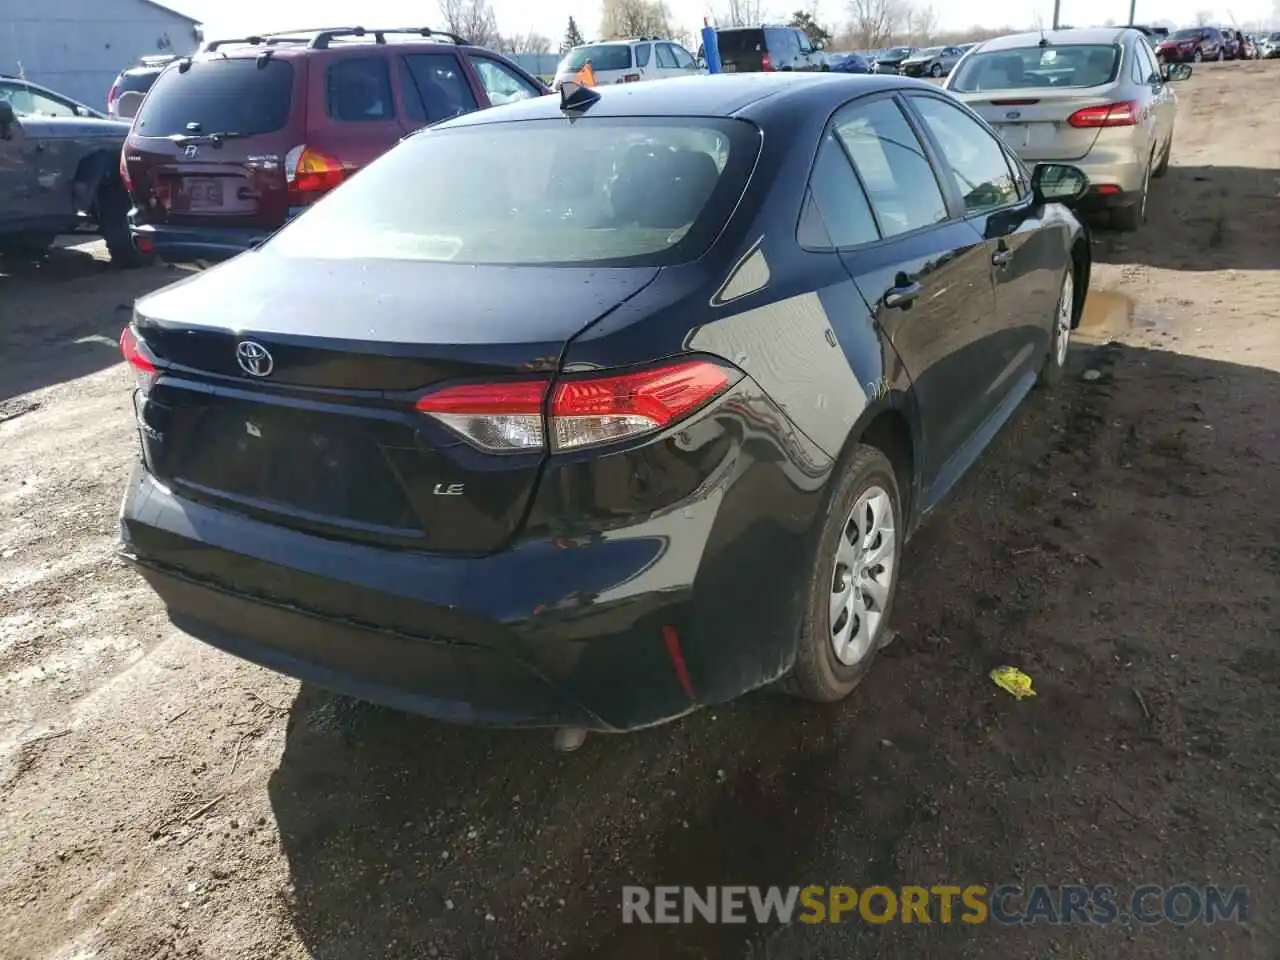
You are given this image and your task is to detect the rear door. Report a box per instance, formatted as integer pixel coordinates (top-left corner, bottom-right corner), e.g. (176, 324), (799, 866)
(821, 94), (1001, 489)
(307, 53), (409, 172)
(0, 106), (37, 221)
(125, 56), (303, 230)
(396, 51), (480, 132)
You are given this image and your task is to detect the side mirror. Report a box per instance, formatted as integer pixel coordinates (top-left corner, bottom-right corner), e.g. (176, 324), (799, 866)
(1164, 62), (1193, 81)
(0, 99), (14, 138)
(1031, 163), (1089, 207)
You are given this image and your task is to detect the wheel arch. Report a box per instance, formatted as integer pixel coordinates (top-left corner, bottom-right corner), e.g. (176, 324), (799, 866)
(1069, 231), (1091, 329)
(839, 395), (920, 531)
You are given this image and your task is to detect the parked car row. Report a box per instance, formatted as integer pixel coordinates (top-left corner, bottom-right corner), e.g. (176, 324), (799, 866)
(1155, 25), (1258, 62)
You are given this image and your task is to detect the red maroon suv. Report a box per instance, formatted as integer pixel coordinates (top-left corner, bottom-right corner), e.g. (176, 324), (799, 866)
(121, 27), (549, 263)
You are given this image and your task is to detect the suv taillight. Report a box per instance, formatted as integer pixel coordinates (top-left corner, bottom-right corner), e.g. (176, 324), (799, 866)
(118, 148), (132, 192)
(414, 359), (736, 453)
(284, 145), (347, 205)
(761, 52), (774, 71)
(107, 83), (119, 112)
(1067, 101), (1140, 128)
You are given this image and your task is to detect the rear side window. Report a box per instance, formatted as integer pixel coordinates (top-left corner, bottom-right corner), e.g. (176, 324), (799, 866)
(635, 43), (652, 67)
(327, 57), (395, 122)
(135, 58), (294, 136)
(801, 135), (879, 248)
(399, 53), (477, 122)
(833, 98), (948, 237)
(267, 117), (758, 268)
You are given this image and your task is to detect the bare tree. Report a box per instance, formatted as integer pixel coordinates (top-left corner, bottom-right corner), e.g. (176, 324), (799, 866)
(438, 0), (500, 48)
(601, 0), (674, 38)
(1193, 9), (1213, 26)
(846, 0), (907, 48)
(906, 3), (937, 43)
(499, 31), (553, 54)
(720, 0), (767, 27)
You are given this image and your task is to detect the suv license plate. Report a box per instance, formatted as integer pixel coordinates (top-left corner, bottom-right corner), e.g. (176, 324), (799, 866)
(186, 179), (224, 210)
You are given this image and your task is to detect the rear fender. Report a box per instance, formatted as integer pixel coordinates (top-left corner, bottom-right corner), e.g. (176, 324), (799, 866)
(72, 150), (119, 218)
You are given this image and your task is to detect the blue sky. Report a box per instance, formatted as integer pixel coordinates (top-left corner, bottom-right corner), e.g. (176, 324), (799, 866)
(166, 0), (1279, 45)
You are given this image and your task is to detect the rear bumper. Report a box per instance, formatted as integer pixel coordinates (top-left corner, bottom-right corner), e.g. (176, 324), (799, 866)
(129, 213), (277, 263)
(119, 388), (831, 729)
(1076, 185), (1142, 214)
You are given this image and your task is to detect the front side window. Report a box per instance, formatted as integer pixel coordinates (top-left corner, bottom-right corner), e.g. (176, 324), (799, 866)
(670, 44), (696, 68)
(267, 118), (757, 268)
(468, 56), (540, 105)
(655, 44), (679, 68)
(28, 90), (78, 118)
(0, 82), (34, 115)
(909, 95), (1019, 216)
(832, 98), (948, 237)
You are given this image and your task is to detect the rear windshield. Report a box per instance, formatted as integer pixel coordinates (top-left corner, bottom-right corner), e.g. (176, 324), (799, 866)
(561, 44), (632, 72)
(949, 44), (1120, 92)
(266, 118), (759, 268)
(117, 70), (160, 95)
(1171, 29), (1204, 40)
(883, 47), (914, 58)
(716, 30), (766, 55)
(133, 58), (294, 137)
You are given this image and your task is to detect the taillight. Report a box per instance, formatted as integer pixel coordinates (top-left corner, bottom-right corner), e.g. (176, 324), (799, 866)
(761, 53), (773, 71)
(414, 359), (736, 453)
(284, 145), (347, 205)
(118, 148), (132, 192)
(1067, 101), (1140, 128)
(618, 73), (641, 83)
(119, 325), (161, 392)
(107, 83), (118, 112)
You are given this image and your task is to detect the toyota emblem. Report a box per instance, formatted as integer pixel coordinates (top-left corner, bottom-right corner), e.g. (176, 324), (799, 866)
(235, 340), (274, 377)
(184, 144), (200, 159)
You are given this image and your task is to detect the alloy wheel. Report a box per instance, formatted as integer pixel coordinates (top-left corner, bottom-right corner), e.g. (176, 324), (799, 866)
(1055, 271), (1074, 368)
(1193, 50), (1203, 62)
(829, 485), (897, 666)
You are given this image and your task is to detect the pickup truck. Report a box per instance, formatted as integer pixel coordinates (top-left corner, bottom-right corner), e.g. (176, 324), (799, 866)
(0, 80), (142, 266)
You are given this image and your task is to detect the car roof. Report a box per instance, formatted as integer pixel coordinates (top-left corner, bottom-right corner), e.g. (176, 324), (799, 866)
(976, 27), (1131, 52)
(441, 72), (934, 127)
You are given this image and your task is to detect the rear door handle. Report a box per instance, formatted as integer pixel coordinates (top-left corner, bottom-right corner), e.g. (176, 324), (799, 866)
(991, 249), (1012, 267)
(884, 282), (921, 309)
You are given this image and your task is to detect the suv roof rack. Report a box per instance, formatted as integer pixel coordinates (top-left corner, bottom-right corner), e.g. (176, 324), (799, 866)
(203, 25), (469, 53)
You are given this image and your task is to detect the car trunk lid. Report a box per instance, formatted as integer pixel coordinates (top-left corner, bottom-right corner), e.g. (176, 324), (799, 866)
(963, 86), (1122, 161)
(131, 253), (660, 553)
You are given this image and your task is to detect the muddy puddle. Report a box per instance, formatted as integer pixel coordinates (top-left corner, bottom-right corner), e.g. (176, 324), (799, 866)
(1076, 289), (1166, 344)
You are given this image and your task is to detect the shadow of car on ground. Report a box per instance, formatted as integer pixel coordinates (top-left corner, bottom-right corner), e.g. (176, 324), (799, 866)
(266, 337), (1278, 959)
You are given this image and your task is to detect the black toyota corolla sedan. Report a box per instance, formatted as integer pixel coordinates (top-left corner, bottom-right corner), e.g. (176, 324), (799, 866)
(118, 73), (1092, 736)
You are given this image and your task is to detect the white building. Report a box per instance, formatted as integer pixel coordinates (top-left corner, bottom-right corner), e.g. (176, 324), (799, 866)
(0, 0), (201, 110)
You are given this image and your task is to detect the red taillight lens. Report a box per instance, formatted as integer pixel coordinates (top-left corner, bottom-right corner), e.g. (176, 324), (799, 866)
(118, 148), (132, 192)
(107, 83), (119, 111)
(1067, 100), (1139, 128)
(414, 360), (735, 453)
(284, 145), (347, 204)
(618, 73), (641, 83)
(761, 53), (773, 71)
(119, 325), (160, 391)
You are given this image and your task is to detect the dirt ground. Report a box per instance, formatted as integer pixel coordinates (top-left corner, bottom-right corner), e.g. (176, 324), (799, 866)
(2, 62), (1277, 960)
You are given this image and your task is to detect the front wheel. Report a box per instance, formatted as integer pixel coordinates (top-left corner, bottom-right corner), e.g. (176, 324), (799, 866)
(1193, 50), (1203, 62)
(930, 63), (943, 77)
(788, 445), (902, 703)
(1217, 48), (1225, 61)
(1037, 269), (1074, 387)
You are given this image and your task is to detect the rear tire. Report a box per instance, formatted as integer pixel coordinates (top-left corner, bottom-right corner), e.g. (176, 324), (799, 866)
(1152, 136), (1172, 177)
(930, 63), (943, 77)
(97, 180), (147, 268)
(788, 445), (902, 703)
(1110, 157), (1151, 232)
